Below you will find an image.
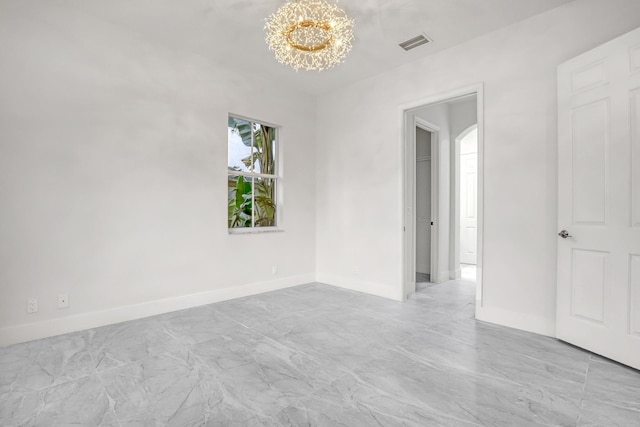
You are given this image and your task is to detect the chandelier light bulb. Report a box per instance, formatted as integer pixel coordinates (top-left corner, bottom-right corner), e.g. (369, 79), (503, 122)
(265, 0), (355, 71)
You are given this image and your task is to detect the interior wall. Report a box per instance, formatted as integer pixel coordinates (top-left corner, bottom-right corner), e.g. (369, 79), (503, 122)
(315, 0), (640, 336)
(0, 2), (317, 345)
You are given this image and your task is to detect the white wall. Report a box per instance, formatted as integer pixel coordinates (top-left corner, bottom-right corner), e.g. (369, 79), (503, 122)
(450, 99), (479, 143)
(0, 2), (316, 345)
(316, 0), (640, 336)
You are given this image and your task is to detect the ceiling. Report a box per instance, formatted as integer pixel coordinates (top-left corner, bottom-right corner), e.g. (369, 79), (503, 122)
(65, 0), (575, 95)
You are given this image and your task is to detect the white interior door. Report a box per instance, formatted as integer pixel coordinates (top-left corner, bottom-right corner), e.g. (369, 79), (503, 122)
(460, 133), (477, 265)
(416, 158), (432, 274)
(416, 127), (432, 276)
(557, 27), (640, 370)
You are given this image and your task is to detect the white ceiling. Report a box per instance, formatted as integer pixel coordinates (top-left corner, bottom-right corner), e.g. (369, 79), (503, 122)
(66, 0), (575, 95)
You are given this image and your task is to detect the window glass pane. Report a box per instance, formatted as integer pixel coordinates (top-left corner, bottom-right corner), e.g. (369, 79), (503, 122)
(228, 117), (253, 173)
(228, 175), (253, 228)
(254, 177), (276, 227)
(253, 123), (276, 175)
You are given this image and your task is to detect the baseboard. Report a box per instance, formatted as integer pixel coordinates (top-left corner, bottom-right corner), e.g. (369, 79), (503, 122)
(0, 273), (316, 347)
(435, 270), (453, 283)
(315, 272), (403, 302)
(475, 304), (555, 337)
(450, 269), (462, 280)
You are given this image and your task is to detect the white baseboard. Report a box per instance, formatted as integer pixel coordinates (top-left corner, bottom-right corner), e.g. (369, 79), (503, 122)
(435, 271), (453, 283)
(475, 304), (555, 337)
(0, 273), (316, 347)
(450, 269), (462, 280)
(315, 272), (403, 302)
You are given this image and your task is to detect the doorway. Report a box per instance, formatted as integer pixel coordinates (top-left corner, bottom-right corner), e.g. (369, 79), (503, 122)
(415, 125), (435, 285)
(402, 85), (484, 313)
(459, 126), (478, 281)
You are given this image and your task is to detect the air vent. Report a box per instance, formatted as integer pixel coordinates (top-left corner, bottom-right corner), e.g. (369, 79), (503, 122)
(399, 34), (432, 51)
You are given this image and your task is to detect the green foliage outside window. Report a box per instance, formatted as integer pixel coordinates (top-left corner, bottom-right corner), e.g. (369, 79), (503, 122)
(228, 116), (277, 229)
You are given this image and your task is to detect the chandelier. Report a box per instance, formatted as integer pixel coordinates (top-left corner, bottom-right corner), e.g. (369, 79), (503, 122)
(265, 0), (355, 71)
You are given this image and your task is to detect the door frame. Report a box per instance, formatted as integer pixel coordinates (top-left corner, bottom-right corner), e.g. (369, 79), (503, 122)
(414, 117), (440, 286)
(400, 83), (485, 311)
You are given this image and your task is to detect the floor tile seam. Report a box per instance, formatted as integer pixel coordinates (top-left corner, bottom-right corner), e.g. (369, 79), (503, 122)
(391, 345), (543, 391)
(417, 322), (481, 346)
(581, 399), (640, 414)
(517, 352), (591, 380)
(580, 356), (593, 395)
(589, 353), (640, 374)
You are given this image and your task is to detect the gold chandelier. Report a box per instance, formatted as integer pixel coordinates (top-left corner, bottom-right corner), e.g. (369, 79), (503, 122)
(265, 0), (355, 71)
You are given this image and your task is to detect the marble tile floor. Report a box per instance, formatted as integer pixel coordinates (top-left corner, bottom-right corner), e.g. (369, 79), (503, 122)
(1, 279), (639, 426)
(416, 265), (476, 285)
(460, 264), (476, 282)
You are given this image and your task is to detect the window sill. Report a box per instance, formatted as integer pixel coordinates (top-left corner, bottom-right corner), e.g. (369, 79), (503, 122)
(228, 227), (284, 235)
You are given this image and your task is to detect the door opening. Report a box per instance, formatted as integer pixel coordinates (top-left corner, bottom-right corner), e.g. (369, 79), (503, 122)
(459, 126), (478, 282)
(402, 85), (484, 315)
(415, 126), (434, 285)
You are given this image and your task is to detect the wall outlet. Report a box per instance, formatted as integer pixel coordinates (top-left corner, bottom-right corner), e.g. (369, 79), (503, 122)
(272, 265), (278, 275)
(27, 298), (38, 314)
(57, 293), (69, 309)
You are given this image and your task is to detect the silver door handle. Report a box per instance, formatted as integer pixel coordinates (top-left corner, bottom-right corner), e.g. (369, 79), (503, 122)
(558, 230), (572, 239)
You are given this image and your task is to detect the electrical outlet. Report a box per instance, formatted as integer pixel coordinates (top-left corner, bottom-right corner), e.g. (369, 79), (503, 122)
(27, 298), (38, 314)
(58, 293), (69, 309)
(272, 265), (278, 275)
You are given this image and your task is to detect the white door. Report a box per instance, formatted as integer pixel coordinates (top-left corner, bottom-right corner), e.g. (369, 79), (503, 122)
(460, 132), (478, 265)
(416, 127), (432, 276)
(557, 27), (640, 370)
(416, 158), (431, 275)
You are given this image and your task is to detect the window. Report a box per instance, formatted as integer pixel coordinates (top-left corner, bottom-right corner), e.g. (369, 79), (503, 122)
(228, 115), (279, 230)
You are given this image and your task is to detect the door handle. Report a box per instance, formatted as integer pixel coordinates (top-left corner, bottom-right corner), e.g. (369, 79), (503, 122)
(558, 230), (572, 239)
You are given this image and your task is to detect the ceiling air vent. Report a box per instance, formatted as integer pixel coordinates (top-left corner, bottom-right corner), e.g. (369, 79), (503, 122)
(399, 34), (432, 51)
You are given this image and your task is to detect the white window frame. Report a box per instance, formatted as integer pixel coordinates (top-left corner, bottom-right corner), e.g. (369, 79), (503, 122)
(227, 114), (282, 234)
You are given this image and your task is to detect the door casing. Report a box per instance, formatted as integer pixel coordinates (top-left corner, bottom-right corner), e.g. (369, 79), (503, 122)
(400, 84), (485, 310)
